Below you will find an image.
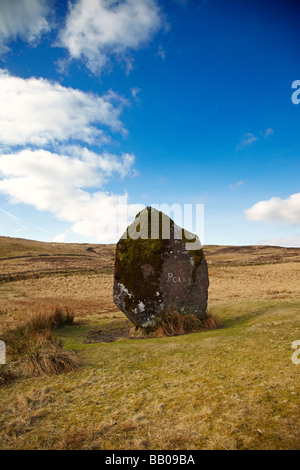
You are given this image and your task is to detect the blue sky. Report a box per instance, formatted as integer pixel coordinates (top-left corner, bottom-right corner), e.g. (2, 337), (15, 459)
(0, 0), (299, 245)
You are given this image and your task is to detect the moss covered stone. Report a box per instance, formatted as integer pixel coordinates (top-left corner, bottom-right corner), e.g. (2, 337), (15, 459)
(113, 207), (209, 329)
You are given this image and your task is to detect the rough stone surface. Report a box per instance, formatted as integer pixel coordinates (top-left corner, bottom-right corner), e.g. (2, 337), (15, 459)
(113, 207), (209, 329)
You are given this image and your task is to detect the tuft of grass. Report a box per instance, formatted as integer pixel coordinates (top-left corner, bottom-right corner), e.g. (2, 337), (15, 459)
(1, 306), (78, 381)
(154, 311), (222, 337)
(3, 306), (74, 352)
(132, 308), (222, 338)
(22, 306), (74, 333)
(22, 338), (79, 377)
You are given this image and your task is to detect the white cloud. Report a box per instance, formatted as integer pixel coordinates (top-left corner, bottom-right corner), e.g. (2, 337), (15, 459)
(229, 180), (244, 191)
(59, 0), (162, 74)
(245, 193), (300, 225)
(0, 148), (140, 242)
(0, 69), (126, 147)
(0, 0), (50, 55)
(258, 234), (300, 247)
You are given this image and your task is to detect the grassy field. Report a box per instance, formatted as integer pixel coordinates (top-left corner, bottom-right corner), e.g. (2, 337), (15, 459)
(0, 236), (299, 450)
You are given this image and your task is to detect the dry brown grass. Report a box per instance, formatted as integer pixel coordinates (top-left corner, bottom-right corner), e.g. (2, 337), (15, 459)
(3, 306), (74, 353)
(21, 339), (79, 377)
(208, 262), (300, 303)
(136, 309), (222, 338)
(1, 306), (78, 380)
(25, 306), (74, 332)
(0, 273), (115, 323)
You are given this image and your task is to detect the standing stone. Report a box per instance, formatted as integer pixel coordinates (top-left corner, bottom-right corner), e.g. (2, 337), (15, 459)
(113, 207), (209, 329)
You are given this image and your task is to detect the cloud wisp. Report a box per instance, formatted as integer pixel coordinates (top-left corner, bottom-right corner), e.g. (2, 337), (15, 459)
(263, 128), (274, 138)
(236, 132), (258, 150)
(229, 180), (244, 191)
(236, 128), (274, 150)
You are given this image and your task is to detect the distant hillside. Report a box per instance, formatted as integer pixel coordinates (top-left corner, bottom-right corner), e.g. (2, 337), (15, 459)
(0, 236), (115, 278)
(204, 244), (300, 266)
(0, 235), (114, 259)
(0, 236), (299, 280)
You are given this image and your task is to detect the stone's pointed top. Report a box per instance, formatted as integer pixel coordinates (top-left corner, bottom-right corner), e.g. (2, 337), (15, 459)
(127, 206), (202, 250)
(134, 205), (163, 223)
(113, 208), (209, 329)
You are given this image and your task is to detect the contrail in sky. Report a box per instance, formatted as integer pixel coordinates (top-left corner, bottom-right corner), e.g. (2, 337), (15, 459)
(0, 208), (28, 230)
